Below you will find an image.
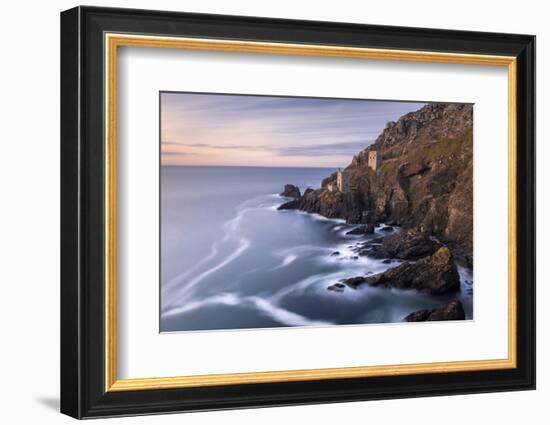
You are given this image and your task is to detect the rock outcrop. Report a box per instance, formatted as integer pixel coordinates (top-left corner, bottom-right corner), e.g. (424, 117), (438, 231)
(327, 276), (367, 292)
(280, 184), (301, 198)
(365, 247), (460, 295)
(379, 228), (441, 260)
(326, 246), (459, 296)
(404, 299), (465, 322)
(327, 283), (346, 293)
(277, 199), (301, 210)
(350, 228), (440, 261)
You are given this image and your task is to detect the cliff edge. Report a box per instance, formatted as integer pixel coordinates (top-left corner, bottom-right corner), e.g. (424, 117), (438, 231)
(293, 103), (473, 266)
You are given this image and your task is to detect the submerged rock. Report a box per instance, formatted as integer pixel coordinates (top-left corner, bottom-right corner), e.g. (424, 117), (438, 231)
(365, 247), (460, 295)
(326, 276), (367, 292)
(341, 276), (367, 289)
(327, 283), (346, 292)
(404, 299), (465, 322)
(280, 184), (301, 198)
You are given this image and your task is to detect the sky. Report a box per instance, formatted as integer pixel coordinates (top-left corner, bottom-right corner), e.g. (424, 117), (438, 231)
(161, 92), (425, 168)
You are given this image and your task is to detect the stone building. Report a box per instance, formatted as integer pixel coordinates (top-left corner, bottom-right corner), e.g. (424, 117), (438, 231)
(336, 169), (350, 193)
(367, 150), (381, 171)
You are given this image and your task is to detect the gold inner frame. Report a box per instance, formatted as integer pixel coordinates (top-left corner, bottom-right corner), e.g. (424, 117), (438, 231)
(104, 33), (517, 392)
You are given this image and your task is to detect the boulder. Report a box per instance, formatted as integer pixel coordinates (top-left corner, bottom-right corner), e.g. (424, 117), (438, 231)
(365, 247), (460, 294)
(327, 283), (345, 293)
(352, 237), (384, 258)
(380, 226), (394, 232)
(280, 184), (301, 198)
(360, 246), (387, 259)
(403, 309), (432, 322)
(341, 276), (367, 289)
(404, 299), (465, 322)
(327, 276), (367, 292)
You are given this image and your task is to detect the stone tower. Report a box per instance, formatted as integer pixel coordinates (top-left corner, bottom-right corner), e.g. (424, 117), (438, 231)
(367, 150), (381, 171)
(336, 169), (350, 193)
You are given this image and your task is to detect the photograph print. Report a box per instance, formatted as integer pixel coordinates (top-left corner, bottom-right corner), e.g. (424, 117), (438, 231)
(160, 92), (473, 332)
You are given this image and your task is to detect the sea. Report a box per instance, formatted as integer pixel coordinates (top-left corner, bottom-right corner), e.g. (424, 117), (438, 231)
(160, 166), (473, 332)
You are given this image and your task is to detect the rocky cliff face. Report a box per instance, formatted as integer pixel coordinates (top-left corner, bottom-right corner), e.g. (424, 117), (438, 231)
(296, 103), (473, 265)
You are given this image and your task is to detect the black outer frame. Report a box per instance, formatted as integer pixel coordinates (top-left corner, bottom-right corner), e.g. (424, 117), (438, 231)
(60, 5), (536, 419)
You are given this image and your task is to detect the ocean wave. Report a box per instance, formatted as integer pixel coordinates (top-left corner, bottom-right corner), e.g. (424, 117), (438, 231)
(307, 213), (346, 224)
(271, 253), (298, 270)
(271, 271), (347, 300)
(166, 237), (251, 306)
(246, 296), (332, 327)
(162, 195), (274, 296)
(288, 208), (347, 225)
(276, 244), (333, 258)
(163, 292), (332, 327)
(163, 293), (241, 317)
(162, 206), (247, 293)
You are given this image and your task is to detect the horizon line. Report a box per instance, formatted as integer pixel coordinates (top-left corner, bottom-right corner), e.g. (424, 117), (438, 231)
(160, 164), (343, 169)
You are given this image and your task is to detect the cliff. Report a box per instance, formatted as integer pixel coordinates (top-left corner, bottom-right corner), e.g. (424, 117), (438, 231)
(295, 103), (473, 265)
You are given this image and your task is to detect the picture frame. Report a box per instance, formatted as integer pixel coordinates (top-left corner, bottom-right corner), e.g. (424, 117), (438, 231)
(60, 5), (535, 419)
